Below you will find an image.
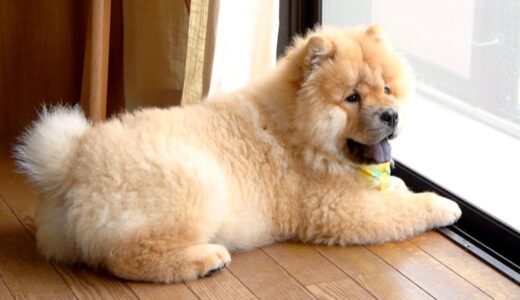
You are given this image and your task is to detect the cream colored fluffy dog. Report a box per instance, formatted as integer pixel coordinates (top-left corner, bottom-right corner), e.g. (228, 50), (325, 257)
(16, 26), (461, 283)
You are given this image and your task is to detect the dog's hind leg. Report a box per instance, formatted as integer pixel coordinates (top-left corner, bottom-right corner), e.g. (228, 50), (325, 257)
(104, 233), (231, 283)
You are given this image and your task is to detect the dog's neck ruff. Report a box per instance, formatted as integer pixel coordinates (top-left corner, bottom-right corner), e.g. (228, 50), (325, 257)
(357, 162), (391, 190)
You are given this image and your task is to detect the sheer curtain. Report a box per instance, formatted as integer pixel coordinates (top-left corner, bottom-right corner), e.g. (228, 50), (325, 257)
(208, 0), (279, 97)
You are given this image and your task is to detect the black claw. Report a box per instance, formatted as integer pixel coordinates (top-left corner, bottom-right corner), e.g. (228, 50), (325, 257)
(203, 263), (226, 278)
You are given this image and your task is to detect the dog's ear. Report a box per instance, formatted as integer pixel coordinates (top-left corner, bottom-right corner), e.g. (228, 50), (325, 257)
(304, 35), (335, 71)
(365, 24), (383, 42)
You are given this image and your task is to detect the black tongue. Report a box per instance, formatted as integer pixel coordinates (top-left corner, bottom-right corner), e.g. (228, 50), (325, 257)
(370, 138), (391, 163)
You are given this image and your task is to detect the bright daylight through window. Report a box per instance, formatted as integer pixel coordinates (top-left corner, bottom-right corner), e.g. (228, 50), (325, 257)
(324, 0), (520, 230)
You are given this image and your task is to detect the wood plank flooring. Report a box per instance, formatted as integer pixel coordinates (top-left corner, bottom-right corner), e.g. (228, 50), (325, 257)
(0, 149), (518, 299)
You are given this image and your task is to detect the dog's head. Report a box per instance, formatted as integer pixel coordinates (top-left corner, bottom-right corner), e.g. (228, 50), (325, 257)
(283, 25), (412, 171)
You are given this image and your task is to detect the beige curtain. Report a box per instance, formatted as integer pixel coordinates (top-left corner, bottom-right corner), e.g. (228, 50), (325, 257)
(123, 0), (218, 109)
(122, 0), (277, 109)
(181, 0), (219, 105)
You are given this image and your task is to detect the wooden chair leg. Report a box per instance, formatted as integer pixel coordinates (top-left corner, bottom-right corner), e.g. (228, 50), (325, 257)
(81, 0), (111, 122)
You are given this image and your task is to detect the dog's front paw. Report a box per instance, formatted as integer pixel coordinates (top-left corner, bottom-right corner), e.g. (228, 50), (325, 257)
(426, 193), (462, 227)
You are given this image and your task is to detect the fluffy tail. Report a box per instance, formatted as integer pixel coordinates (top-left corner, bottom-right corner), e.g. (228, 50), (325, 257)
(14, 105), (90, 195)
(14, 105), (90, 263)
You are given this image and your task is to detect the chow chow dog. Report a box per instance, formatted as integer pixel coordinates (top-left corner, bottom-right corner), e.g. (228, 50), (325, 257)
(15, 25), (461, 283)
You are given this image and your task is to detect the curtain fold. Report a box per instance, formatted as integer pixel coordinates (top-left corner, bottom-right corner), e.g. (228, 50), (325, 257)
(122, 0), (277, 109)
(181, 0), (214, 105)
(123, 0), (189, 109)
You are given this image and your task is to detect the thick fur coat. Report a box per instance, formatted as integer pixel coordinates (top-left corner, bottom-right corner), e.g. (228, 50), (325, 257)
(15, 26), (461, 283)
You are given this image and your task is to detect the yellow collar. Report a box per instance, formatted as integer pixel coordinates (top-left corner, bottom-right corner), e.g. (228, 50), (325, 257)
(357, 162), (391, 190)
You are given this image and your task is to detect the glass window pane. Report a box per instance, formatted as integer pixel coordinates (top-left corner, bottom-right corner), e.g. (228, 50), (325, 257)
(323, 0), (520, 230)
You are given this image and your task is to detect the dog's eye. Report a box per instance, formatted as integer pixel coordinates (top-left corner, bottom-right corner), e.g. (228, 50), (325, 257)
(345, 91), (361, 103)
(384, 86), (391, 95)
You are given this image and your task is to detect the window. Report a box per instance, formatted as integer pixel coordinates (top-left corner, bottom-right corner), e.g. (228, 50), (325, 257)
(322, 0), (520, 279)
(323, 0), (520, 230)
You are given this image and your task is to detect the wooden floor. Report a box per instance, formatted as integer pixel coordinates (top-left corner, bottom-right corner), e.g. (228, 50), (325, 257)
(0, 149), (518, 300)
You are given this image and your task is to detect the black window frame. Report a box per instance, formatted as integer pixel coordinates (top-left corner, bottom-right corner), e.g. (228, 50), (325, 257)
(394, 161), (519, 282)
(279, 0), (520, 284)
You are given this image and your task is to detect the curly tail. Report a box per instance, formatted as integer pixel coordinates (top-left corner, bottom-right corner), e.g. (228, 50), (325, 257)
(13, 105), (90, 263)
(14, 105), (90, 195)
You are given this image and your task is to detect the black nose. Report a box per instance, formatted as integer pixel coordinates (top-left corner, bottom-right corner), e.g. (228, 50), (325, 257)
(380, 109), (399, 128)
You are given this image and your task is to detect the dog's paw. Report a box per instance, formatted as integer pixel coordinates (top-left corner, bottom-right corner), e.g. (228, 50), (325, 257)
(203, 260), (230, 278)
(427, 193), (462, 227)
(170, 243), (231, 282)
(194, 244), (231, 280)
